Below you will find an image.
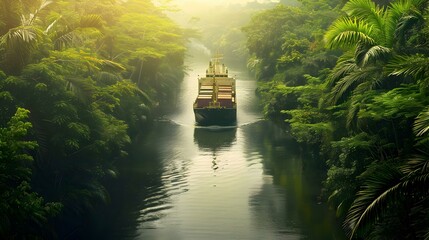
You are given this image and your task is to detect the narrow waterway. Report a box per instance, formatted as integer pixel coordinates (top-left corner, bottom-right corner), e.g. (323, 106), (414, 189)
(84, 55), (344, 239)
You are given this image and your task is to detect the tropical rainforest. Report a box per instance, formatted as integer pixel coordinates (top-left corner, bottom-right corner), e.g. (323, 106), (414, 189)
(0, 0), (186, 238)
(243, 0), (429, 238)
(2, 0), (429, 239)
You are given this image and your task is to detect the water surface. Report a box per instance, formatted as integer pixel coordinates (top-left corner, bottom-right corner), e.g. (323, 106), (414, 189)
(84, 56), (343, 240)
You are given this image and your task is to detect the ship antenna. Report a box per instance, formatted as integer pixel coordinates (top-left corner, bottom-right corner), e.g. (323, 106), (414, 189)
(213, 57), (217, 103)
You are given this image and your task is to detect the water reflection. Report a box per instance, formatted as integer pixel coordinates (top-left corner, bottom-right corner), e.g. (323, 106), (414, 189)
(81, 54), (344, 239)
(193, 126), (237, 151)
(241, 121), (342, 239)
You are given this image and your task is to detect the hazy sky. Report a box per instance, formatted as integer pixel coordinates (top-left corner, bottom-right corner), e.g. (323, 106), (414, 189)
(172, 0), (280, 6)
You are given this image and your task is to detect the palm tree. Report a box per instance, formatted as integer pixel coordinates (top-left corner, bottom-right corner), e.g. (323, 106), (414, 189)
(0, 0), (52, 74)
(415, 107), (429, 137)
(344, 113), (429, 238)
(325, 1), (429, 238)
(47, 14), (104, 51)
(339, 4), (429, 235)
(324, 0), (426, 110)
(0, 0), (108, 75)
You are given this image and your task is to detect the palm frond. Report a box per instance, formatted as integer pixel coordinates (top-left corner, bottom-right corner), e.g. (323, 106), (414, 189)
(401, 153), (429, 187)
(0, 26), (39, 48)
(364, 69), (384, 91)
(53, 29), (75, 50)
(327, 53), (358, 87)
(51, 14), (103, 50)
(21, 0), (53, 26)
(342, 0), (386, 39)
(0, 26), (41, 73)
(100, 59), (126, 72)
(345, 163), (403, 239)
(329, 66), (377, 104)
(386, 0), (411, 44)
(386, 54), (429, 79)
(355, 45), (392, 67)
(82, 56), (125, 73)
(390, 0), (427, 16)
(44, 16), (61, 34)
(400, 150), (429, 239)
(414, 107), (429, 137)
(325, 17), (376, 49)
(387, 0), (425, 46)
(347, 96), (362, 129)
(79, 14), (103, 29)
(395, 15), (421, 45)
(389, 0), (414, 22)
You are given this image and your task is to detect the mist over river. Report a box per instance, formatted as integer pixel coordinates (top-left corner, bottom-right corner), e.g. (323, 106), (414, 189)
(82, 52), (344, 240)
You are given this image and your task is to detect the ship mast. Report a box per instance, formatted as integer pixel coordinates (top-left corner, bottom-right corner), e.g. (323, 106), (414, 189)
(211, 53), (223, 104)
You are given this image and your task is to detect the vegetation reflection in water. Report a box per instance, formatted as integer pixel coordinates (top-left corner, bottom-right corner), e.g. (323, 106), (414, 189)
(79, 27), (344, 238)
(83, 66), (343, 239)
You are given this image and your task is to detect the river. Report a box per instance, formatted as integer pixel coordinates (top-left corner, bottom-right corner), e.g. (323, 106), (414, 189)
(83, 55), (344, 239)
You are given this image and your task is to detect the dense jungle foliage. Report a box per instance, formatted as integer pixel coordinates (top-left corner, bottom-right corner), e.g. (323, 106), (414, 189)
(243, 0), (429, 238)
(0, 0), (186, 238)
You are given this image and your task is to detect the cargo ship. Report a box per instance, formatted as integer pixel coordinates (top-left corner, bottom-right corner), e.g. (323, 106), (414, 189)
(193, 56), (237, 125)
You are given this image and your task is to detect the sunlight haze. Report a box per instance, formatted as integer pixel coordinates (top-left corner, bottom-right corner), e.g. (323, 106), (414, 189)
(172, 0), (280, 7)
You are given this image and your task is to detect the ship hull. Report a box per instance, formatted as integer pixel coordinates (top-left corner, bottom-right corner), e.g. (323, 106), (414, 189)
(193, 108), (236, 126)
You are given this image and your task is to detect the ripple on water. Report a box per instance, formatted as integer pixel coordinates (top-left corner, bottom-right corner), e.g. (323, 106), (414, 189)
(138, 164), (191, 229)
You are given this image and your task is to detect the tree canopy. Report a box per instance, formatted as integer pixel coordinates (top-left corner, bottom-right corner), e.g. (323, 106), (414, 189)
(243, 0), (429, 238)
(0, 0), (187, 238)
